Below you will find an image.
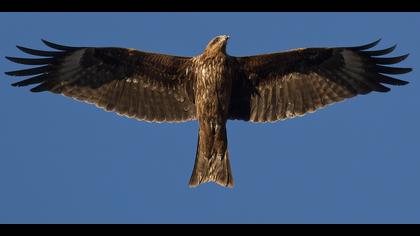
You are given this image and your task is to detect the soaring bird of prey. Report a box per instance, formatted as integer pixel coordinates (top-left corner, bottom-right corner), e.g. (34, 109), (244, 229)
(5, 36), (411, 188)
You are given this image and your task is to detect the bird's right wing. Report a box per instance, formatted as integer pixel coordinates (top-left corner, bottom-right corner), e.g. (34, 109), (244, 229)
(6, 40), (197, 123)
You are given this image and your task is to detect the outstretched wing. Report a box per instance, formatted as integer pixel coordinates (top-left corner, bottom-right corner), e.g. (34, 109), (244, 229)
(6, 40), (196, 122)
(229, 40), (411, 122)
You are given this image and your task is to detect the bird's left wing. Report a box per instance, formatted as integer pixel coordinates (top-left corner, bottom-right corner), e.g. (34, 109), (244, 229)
(6, 40), (196, 122)
(229, 40), (411, 122)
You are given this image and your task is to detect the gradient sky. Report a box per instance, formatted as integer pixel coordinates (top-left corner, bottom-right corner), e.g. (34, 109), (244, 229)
(0, 13), (419, 224)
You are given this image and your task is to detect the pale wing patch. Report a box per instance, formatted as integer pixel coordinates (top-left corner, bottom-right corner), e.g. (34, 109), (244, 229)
(341, 50), (364, 73)
(58, 49), (87, 83)
(59, 49), (86, 74)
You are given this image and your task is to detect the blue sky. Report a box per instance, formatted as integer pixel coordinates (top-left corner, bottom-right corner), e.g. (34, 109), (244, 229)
(0, 13), (419, 223)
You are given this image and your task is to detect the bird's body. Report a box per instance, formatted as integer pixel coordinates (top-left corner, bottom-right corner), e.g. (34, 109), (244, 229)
(190, 37), (234, 187)
(5, 35), (411, 188)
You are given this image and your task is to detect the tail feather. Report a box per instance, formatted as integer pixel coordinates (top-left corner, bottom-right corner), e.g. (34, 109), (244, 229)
(188, 146), (233, 188)
(188, 124), (234, 188)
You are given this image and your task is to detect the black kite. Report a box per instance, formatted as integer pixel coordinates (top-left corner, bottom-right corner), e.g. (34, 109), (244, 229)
(5, 36), (411, 188)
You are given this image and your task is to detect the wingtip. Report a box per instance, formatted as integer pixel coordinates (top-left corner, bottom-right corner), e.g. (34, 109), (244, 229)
(371, 38), (382, 47)
(400, 67), (413, 73)
(5, 56), (23, 64)
(370, 38), (382, 48)
(41, 39), (52, 47)
(365, 44), (398, 56)
(11, 82), (20, 87)
(15, 45), (27, 51)
(377, 86), (391, 93)
(41, 39), (51, 45)
(5, 71), (15, 76)
(390, 44), (398, 51)
(29, 84), (47, 93)
(15, 45), (27, 52)
(399, 80), (410, 86)
(368, 38), (382, 47)
(351, 38), (382, 51)
(371, 38), (381, 46)
(40, 39), (80, 51)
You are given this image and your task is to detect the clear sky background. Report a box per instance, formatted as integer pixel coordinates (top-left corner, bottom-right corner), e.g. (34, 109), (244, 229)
(0, 13), (419, 224)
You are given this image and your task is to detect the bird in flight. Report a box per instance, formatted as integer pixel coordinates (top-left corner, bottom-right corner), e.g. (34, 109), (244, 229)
(5, 36), (411, 188)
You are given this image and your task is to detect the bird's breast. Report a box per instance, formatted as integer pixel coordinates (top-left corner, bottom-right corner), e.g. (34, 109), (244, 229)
(193, 56), (233, 122)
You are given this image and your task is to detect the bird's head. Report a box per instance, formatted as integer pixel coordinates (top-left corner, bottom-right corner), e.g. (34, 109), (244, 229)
(204, 35), (230, 54)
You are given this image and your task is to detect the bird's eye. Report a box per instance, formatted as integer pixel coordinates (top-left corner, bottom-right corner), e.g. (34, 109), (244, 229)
(210, 38), (221, 46)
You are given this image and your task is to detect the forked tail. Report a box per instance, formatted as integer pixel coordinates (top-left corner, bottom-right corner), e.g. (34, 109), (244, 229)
(188, 123), (234, 188)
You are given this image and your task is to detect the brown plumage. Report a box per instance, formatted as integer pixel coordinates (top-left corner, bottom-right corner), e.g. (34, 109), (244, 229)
(5, 36), (411, 188)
